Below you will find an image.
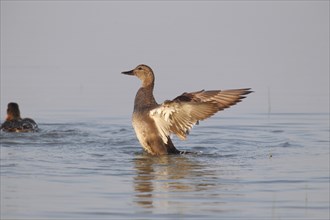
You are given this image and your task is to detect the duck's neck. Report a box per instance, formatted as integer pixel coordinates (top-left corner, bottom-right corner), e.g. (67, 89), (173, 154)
(6, 114), (21, 121)
(134, 84), (158, 112)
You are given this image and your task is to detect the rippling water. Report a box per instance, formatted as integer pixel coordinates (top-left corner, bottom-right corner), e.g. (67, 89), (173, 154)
(1, 113), (329, 219)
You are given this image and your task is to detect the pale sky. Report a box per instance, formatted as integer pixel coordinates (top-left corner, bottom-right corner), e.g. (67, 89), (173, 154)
(1, 1), (329, 120)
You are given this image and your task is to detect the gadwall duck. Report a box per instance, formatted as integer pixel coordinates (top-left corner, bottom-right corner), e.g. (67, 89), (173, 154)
(122, 64), (252, 155)
(1, 102), (38, 132)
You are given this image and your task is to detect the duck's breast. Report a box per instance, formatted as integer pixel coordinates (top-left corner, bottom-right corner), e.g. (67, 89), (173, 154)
(132, 112), (167, 155)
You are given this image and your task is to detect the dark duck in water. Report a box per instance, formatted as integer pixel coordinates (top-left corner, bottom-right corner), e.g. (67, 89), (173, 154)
(122, 64), (252, 155)
(1, 102), (38, 132)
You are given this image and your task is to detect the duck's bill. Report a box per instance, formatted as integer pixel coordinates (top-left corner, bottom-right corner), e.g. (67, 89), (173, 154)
(121, 70), (134, 75)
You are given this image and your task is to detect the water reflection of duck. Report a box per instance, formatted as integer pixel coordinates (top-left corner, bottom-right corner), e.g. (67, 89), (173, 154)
(0, 102), (38, 132)
(122, 64), (252, 155)
(133, 153), (216, 209)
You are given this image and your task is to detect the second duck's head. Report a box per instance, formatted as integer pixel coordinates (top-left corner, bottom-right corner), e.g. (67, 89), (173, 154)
(122, 64), (155, 87)
(6, 102), (21, 121)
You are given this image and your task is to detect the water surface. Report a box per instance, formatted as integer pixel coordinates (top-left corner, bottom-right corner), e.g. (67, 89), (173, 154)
(1, 113), (329, 219)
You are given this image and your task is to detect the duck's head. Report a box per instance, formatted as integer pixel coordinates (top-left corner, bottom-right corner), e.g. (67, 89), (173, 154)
(122, 64), (155, 87)
(6, 102), (21, 121)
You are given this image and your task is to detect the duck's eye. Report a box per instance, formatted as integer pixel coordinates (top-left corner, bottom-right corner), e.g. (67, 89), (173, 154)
(138, 67), (142, 70)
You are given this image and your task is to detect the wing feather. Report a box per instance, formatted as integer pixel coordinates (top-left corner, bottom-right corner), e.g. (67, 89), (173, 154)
(150, 88), (252, 143)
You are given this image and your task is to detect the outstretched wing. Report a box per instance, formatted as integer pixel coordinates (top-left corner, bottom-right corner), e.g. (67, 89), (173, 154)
(149, 88), (252, 143)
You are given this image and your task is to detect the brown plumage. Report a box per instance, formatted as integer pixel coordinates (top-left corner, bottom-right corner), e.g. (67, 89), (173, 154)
(122, 64), (252, 155)
(1, 102), (38, 132)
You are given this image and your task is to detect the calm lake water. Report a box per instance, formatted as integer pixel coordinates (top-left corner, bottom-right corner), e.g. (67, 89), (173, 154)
(1, 113), (329, 219)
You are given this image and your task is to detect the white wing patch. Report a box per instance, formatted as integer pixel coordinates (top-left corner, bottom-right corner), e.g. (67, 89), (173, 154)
(150, 102), (177, 144)
(150, 101), (218, 144)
